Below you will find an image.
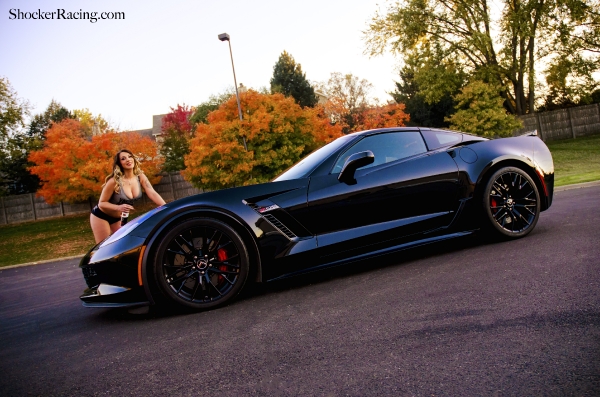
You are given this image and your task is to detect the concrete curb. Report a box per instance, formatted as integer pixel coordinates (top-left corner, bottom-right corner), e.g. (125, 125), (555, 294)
(554, 180), (600, 192)
(1, 255), (84, 271)
(2, 180), (599, 271)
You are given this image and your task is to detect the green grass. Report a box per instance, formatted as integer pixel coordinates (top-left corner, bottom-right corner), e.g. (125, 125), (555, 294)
(546, 134), (600, 186)
(0, 213), (95, 267)
(1, 135), (599, 268)
(0, 202), (157, 268)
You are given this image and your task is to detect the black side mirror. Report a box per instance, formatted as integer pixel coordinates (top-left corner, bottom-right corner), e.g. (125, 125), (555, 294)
(338, 150), (375, 184)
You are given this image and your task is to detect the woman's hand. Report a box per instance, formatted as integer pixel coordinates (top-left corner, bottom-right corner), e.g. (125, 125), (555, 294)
(119, 204), (134, 214)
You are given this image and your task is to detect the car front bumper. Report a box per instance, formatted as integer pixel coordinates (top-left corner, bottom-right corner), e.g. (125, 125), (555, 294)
(79, 235), (150, 308)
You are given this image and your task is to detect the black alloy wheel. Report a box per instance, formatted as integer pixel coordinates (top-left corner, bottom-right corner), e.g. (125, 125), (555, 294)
(483, 167), (540, 238)
(154, 218), (249, 310)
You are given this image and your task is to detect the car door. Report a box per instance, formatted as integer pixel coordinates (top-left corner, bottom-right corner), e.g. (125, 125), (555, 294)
(303, 130), (460, 259)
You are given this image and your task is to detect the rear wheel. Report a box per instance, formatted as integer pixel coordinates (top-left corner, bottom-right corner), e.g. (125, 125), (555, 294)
(153, 218), (249, 310)
(483, 167), (540, 238)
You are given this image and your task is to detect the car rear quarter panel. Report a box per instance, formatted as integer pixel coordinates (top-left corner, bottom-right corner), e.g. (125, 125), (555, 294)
(452, 136), (554, 211)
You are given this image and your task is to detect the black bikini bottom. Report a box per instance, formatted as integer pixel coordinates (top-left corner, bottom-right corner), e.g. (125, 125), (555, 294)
(91, 205), (121, 225)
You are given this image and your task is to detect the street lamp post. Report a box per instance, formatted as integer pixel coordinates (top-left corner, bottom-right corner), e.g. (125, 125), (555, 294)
(218, 32), (247, 151)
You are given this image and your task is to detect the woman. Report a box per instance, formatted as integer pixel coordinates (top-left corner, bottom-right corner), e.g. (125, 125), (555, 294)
(90, 149), (166, 243)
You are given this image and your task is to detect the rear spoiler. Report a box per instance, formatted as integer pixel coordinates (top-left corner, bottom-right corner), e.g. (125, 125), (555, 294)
(516, 129), (538, 137)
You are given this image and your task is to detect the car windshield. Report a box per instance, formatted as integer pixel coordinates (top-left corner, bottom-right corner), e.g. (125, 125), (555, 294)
(274, 134), (356, 181)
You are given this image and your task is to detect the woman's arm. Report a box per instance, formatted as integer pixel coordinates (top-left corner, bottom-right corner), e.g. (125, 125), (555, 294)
(140, 174), (166, 206)
(97, 179), (134, 217)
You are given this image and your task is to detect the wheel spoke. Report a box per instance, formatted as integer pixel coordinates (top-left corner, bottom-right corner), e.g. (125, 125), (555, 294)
(205, 274), (224, 297)
(512, 208), (531, 226)
(190, 273), (203, 301)
(519, 179), (530, 190)
(167, 248), (188, 256)
(493, 208), (507, 221)
(219, 274), (235, 285)
(217, 240), (233, 252)
(164, 262), (192, 271)
(175, 273), (195, 294)
(174, 238), (192, 256)
(515, 203), (536, 215)
(492, 182), (505, 196)
(210, 267), (239, 275)
(207, 230), (221, 253)
(211, 260), (240, 268)
(169, 270), (193, 286)
(511, 172), (519, 187)
(182, 233), (196, 250)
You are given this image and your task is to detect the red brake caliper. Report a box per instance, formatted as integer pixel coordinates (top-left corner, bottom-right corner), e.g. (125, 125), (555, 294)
(217, 248), (228, 283)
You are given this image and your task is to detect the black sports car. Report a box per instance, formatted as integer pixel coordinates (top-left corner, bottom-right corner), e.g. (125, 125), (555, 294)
(80, 127), (554, 310)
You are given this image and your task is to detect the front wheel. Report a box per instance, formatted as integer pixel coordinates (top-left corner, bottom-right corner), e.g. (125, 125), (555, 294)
(153, 218), (249, 310)
(483, 167), (540, 239)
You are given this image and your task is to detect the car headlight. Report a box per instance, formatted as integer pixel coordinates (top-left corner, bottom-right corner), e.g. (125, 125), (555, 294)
(100, 206), (166, 247)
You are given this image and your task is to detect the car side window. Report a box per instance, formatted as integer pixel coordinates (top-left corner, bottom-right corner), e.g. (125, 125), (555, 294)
(332, 131), (427, 173)
(420, 129), (463, 150)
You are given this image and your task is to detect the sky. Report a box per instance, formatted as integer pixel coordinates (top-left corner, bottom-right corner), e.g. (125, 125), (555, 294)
(0, 0), (399, 131)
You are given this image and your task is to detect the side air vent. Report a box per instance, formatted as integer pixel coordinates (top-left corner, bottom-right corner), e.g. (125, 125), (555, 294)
(244, 200), (297, 239)
(262, 214), (297, 239)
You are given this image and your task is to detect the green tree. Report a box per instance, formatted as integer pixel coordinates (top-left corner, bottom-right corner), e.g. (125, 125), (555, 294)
(189, 90), (234, 125)
(270, 51), (318, 108)
(446, 80), (522, 137)
(317, 72), (374, 133)
(27, 100), (72, 142)
(72, 108), (110, 136)
(0, 77), (29, 140)
(392, 47), (464, 127)
(365, 0), (600, 115)
(0, 77), (31, 195)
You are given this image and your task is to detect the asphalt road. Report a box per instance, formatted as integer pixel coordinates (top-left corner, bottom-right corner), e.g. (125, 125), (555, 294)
(1, 186), (599, 397)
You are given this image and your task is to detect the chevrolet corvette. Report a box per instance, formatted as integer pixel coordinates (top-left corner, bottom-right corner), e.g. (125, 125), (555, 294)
(80, 127), (554, 311)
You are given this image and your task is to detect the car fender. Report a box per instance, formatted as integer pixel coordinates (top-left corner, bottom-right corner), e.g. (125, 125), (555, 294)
(139, 206), (263, 305)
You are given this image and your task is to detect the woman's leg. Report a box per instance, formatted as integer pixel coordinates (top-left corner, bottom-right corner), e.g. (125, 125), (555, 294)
(90, 213), (112, 244)
(110, 221), (121, 235)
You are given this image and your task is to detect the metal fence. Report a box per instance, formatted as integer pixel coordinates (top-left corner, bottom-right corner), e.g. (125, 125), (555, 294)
(0, 172), (202, 225)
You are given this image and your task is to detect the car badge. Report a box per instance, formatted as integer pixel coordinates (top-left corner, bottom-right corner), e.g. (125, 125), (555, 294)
(257, 204), (279, 213)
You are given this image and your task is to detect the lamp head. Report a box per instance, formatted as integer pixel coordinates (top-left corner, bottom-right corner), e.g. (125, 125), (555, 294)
(218, 33), (230, 42)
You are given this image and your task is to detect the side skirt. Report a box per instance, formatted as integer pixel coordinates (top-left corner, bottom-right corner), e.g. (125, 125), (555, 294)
(267, 230), (477, 282)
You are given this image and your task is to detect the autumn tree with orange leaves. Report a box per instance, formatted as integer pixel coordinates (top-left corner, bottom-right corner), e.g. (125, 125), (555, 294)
(317, 73), (410, 133)
(354, 103), (410, 131)
(28, 119), (163, 204)
(183, 91), (342, 190)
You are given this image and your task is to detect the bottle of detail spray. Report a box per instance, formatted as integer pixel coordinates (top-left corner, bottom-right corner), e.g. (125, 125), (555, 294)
(121, 211), (129, 226)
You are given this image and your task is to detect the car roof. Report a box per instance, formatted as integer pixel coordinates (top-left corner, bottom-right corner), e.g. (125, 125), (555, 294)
(347, 127), (421, 137)
(348, 126), (469, 136)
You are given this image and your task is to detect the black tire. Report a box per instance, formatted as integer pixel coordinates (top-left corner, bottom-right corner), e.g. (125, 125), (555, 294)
(153, 218), (249, 310)
(482, 167), (540, 239)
